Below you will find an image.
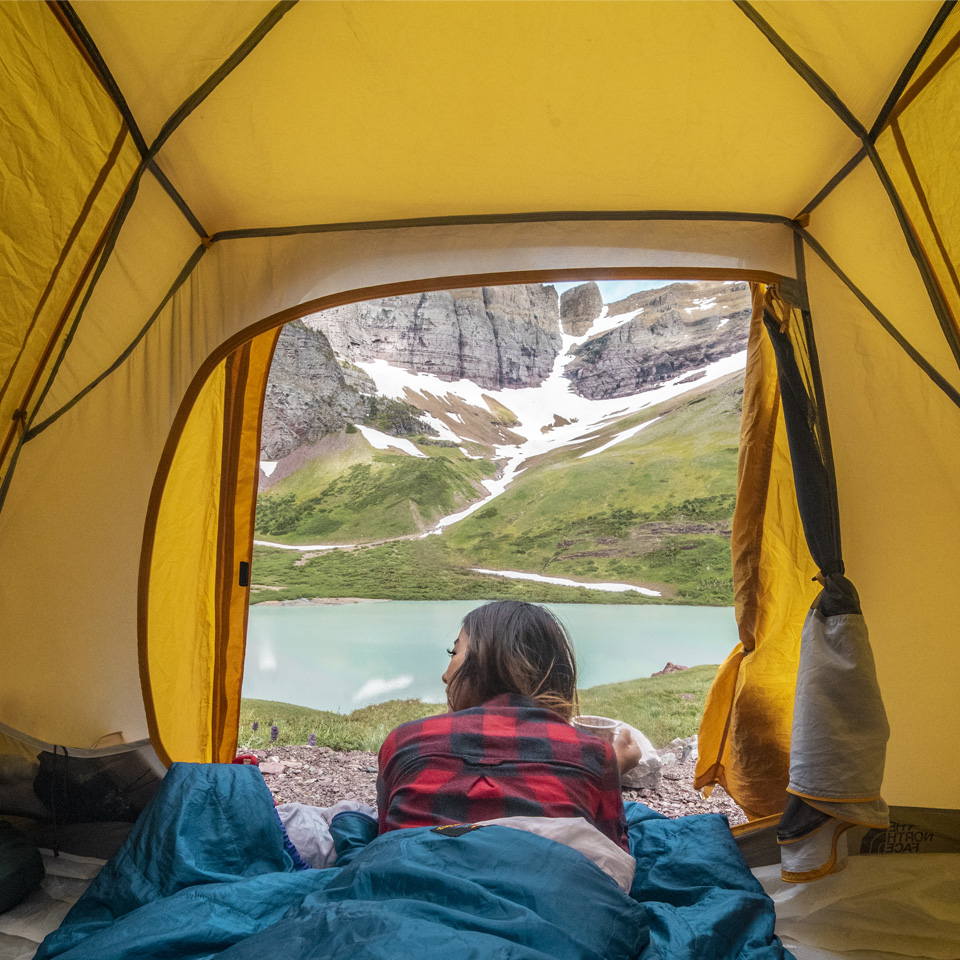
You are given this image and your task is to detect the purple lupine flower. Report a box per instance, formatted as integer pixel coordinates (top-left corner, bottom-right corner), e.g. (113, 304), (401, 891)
(270, 724), (279, 742)
(252, 721), (259, 732)
(308, 732), (316, 747)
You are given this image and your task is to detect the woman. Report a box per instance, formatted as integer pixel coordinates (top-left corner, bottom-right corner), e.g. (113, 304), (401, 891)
(376, 600), (639, 850)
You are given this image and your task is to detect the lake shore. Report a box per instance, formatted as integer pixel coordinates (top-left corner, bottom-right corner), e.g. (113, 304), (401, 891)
(253, 596), (390, 607)
(243, 602), (737, 711)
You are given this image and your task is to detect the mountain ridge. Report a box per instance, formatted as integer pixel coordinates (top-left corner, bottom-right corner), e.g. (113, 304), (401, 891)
(260, 280), (750, 463)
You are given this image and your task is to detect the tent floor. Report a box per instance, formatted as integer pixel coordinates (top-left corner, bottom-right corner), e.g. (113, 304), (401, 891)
(754, 854), (960, 959)
(1, 850), (957, 959)
(0, 849), (102, 960)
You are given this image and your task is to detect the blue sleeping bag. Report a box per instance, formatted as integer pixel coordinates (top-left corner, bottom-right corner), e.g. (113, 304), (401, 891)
(36, 763), (792, 960)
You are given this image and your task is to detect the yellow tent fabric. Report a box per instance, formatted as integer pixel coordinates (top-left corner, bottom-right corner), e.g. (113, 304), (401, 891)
(695, 285), (820, 820)
(144, 329), (279, 765)
(1, 1), (959, 813)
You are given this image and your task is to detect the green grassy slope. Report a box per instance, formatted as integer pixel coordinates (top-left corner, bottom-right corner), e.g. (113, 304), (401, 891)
(239, 664), (718, 751)
(443, 375), (742, 602)
(251, 539), (658, 604)
(263, 433), (375, 501)
(256, 442), (496, 543)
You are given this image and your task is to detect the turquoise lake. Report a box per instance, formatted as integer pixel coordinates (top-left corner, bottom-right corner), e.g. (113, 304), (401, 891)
(242, 601), (738, 712)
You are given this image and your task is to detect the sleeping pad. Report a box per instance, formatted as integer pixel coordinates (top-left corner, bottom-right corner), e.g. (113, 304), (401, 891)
(35, 763), (792, 960)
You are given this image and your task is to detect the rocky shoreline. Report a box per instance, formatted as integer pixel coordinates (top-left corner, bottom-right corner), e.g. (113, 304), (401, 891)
(252, 744), (747, 827)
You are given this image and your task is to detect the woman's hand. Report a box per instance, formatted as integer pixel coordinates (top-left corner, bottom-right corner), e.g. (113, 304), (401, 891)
(613, 726), (641, 777)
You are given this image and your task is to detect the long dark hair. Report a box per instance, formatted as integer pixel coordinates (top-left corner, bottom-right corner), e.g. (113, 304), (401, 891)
(448, 601), (578, 718)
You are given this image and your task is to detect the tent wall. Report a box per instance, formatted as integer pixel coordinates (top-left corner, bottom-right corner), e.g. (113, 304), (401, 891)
(0, 2), (139, 492)
(144, 328), (279, 765)
(805, 259), (960, 808)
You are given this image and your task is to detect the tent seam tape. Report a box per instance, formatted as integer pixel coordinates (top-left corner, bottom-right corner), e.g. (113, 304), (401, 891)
(148, 161), (208, 240)
(19, 163), (149, 444)
(0, 133), (137, 517)
(0, 123), (128, 465)
(883, 22), (960, 129)
(209, 209), (794, 242)
(798, 228), (960, 410)
(804, 0), (957, 218)
(868, 0), (958, 139)
(861, 141), (960, 370)
(889, 120), (960, 312)
(796, 148), (866, 219)
(48, 1), (149, 156)
(735, 0), (960, 367)
(24, 245), (208, 442)
(147, 1), (298, 159)
(733, 1), (866, 137)
(0, 440), (24, 515)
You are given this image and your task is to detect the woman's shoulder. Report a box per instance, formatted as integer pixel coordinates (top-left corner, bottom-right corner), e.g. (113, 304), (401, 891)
(383, 710), (456, 747)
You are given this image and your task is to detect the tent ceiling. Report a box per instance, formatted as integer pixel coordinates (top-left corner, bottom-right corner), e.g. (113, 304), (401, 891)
(71, 1), (938, 233)
(72, 0), (276, 146)
(751, 0), (943, 126)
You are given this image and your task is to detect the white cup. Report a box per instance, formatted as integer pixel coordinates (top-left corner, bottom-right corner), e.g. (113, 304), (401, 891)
(571, 714), (621, 744)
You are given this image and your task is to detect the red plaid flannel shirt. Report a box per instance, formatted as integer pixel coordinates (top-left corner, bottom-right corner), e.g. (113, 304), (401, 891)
(377, 693), (628, 850)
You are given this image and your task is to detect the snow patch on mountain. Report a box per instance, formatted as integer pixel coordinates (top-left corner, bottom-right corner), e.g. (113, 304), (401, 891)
(356, 339), (746, 533)
(578, 417), (662, 459)
(472, 568), (661, 596)
(354, 424), (428, 458)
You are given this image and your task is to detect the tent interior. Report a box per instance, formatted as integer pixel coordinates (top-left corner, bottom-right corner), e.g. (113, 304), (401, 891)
(1, 1), (959, 957)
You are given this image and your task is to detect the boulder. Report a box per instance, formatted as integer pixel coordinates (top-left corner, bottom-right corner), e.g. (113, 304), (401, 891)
(618, 724), (663, 791)
(651, 662), (690, 677)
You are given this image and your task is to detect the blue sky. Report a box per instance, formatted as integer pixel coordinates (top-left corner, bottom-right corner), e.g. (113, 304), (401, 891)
(551, 279), (690, 303)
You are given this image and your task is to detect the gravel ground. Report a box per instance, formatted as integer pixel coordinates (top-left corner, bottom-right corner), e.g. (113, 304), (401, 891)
(252, 745), (747, 826)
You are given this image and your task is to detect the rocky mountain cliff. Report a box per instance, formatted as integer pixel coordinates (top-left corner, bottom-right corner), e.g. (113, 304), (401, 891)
(563, 280), (750, 399)
(260, 280), (751, 460)
(305, 285), (562, 390)
(260, 321), (374, 460)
